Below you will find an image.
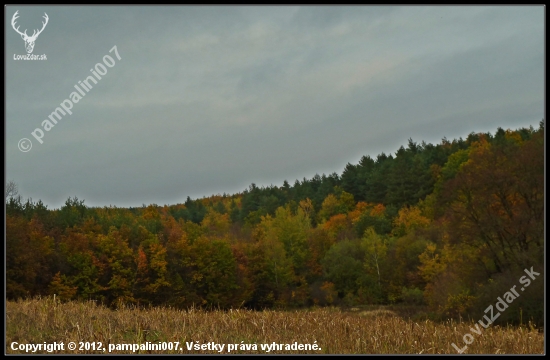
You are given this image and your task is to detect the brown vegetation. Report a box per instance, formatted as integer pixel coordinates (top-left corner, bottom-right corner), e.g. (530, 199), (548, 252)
(6, 297), (543, 354)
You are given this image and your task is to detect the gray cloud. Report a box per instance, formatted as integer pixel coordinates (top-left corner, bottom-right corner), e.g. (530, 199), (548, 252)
(6, 6), (544, 208)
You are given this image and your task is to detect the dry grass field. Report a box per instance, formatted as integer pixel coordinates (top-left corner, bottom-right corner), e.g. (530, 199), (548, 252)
(6, 297), (544, 354)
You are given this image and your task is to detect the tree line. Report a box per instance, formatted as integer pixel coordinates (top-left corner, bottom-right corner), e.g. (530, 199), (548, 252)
(6, 121), (544, 325)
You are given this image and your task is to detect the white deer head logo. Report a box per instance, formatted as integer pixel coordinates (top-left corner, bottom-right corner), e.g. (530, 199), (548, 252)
(11, 10), (49, 54)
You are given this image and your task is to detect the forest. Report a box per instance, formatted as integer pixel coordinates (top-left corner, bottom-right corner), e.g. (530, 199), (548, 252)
(6, 122), (544, 326)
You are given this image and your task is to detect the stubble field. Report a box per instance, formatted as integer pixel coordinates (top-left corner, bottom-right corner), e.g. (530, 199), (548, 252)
(6, 297), (544, 354)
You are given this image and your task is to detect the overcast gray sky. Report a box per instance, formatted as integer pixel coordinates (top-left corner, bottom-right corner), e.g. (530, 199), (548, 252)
(5, 6), (544, 209)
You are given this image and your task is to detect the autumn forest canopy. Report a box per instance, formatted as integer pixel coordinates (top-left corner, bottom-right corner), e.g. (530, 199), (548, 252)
(6, 122), (544, 326)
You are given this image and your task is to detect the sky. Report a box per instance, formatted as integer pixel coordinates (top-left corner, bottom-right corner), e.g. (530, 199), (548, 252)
(5, 6), (544, 209)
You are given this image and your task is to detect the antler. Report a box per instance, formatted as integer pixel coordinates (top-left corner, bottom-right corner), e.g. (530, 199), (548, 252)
(11, 10), (28, 38)
(29, 13), (49, 40)
(11, 11), (48, 40)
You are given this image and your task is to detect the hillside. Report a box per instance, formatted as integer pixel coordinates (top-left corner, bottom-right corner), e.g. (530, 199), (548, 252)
(6, 122), (544, 326)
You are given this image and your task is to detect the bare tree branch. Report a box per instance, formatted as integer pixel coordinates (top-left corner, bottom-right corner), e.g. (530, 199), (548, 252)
(6, 180), (18, 200)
